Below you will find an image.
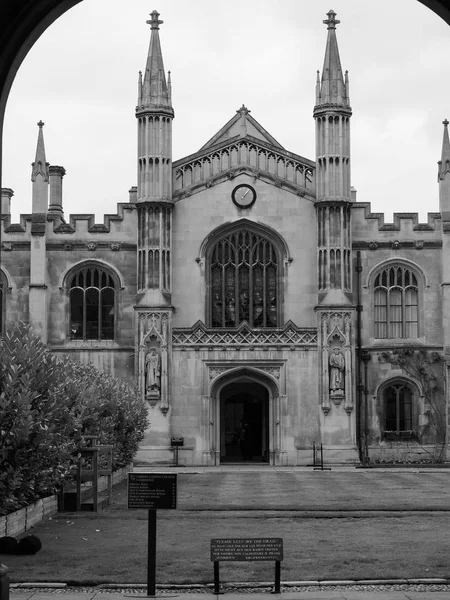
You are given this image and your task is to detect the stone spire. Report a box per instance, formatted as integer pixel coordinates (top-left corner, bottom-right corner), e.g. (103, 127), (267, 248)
(135, 10), (174, 307)
(31, 120), (49, 183)
(439, 119), (450, 219)
(439, 119), (450, 179)
(139, 10), (172, 109)
(314, 10), (353, 306)
(31, 120), (49, 215)
(315, 10), (350, 108)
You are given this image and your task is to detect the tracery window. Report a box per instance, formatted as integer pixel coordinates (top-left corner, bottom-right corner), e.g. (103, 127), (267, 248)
(209, 229), (279, 328)
(69, 265), (116, 340)
(383, 383), (414, 436)
(374, 266), (418, 338)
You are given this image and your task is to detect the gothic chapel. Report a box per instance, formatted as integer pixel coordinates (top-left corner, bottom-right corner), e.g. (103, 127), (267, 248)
(1, 10), (449, 465)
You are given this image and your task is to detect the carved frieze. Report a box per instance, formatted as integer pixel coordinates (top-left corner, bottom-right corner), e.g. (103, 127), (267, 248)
(172, 321), (317, 349)
(1, 243), (12, 251)
(87, 242), (97, 251)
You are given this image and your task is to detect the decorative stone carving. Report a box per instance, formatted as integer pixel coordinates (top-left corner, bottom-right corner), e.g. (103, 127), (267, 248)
(138, 311), (171, 414)
(64, 243), (73, 251)
(110, 242), (121, 251)
(414, 240), (424, 250)
(392, 240), (401, 249)
(319, 311), (354, 414)
(368, 241), (378, 250)
(1, 243), (12, 251)
(207, 363), (282, 383)
(329, 348), (345, 392)
(87, 242), (97, 251)
(172, 321), (317, 349)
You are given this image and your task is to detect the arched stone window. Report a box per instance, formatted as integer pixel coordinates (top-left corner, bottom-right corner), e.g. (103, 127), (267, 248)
(68, 264), (116, 340)
(207, 228), (282, 328)
(374, 265), (419, 338)
(380, 380), (417, 439)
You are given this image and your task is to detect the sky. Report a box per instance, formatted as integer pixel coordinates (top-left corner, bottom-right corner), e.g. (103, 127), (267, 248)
(2, 0), (450, 223)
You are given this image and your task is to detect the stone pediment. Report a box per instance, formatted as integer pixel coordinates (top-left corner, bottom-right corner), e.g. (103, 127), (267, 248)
(172, 134), (315, 200)
(172, 320), (317, 349)
(199, 108), (285, 151)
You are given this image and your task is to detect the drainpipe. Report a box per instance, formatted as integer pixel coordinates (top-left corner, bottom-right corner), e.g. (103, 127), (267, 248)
(355, 251), (363, 463)
(361, 350), (371, 466)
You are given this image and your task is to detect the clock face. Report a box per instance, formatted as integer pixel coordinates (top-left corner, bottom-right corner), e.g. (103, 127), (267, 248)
(232, 184), (257, 209)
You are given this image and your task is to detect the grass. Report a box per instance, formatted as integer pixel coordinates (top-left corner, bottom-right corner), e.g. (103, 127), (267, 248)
(2, 471), (450, 584)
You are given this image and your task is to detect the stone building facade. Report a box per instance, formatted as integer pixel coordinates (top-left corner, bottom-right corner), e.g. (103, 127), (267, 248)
(1, 10), (449, 465)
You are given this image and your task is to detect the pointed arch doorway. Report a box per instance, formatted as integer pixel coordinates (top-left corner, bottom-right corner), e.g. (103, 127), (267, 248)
(220, 381), (269, 463)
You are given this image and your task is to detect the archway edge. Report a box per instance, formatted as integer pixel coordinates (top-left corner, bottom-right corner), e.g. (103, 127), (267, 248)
(209, 365), (280, 398)
(0, 0), (82, 134)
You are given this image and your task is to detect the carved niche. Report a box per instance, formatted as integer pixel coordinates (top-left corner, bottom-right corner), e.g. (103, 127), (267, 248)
(138, 312), (171, 414)
(319, 312), (353, 414)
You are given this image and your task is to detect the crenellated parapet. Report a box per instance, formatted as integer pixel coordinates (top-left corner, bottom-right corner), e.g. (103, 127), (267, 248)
(1, 202), (137, 238)
(351, 202), (442, 242)
(173, 136), (315, 199)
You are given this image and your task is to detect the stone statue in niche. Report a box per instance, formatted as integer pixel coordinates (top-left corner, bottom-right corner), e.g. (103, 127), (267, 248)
(329, 347), (345, 395)
(145, 348), (161, 393)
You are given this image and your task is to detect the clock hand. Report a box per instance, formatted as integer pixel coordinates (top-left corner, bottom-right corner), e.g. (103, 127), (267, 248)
(241, 189), (250, 198)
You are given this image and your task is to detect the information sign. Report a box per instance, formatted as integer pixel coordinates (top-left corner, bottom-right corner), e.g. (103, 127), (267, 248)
(211, 538), (283, 562)
(171, 437), (184, 446)
(128, 473), (177, 510)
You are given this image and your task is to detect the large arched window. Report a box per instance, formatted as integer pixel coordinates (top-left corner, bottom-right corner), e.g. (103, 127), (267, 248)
(69, 265), (116, 341)
(209, 229), (280, 328)
(374, 265), (418, 339)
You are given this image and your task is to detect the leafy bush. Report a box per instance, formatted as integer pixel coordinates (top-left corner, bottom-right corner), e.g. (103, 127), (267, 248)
(0, 323), (148, 515)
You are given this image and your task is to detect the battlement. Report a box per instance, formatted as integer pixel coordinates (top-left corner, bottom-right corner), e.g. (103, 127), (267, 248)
(1, 202), (137, 240)
(352, 202), (442, 233)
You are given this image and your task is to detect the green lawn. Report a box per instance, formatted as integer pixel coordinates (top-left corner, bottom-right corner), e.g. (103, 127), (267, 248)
(3, 471), (450, 585)
(3, 510), (450, 584)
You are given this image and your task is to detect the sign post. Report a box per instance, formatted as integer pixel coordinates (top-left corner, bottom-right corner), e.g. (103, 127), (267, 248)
(128, 473), (177, 597)
(211, 538), (283, 594)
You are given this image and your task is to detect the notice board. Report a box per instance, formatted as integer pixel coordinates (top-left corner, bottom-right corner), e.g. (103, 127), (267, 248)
(211, 538), (283, 561)
(128, 473), (177, 509)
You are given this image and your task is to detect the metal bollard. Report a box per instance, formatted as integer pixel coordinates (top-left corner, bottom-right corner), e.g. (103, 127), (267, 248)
(0, 563), (10, 600)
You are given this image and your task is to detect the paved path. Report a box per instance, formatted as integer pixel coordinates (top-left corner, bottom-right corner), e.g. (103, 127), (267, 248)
(129, 467), (450, 511)
(9, 589), (450, 600)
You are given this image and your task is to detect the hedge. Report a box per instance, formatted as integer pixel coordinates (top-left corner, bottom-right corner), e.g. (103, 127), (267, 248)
(0, 323), (148, 516)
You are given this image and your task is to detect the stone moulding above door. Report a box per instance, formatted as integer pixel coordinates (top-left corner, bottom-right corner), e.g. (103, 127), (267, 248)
(172, 320), (317, 349)
(205, 361), (286, 395)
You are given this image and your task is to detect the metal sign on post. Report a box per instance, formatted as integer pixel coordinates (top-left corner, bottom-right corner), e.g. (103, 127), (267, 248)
(127, 473), (177, 598)
(211, 538), (283, 594)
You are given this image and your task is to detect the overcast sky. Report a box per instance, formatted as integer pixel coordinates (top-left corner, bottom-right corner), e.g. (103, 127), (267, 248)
(2, 0), (450, 223)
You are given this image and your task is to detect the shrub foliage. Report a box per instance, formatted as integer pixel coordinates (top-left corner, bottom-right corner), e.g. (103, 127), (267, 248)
(0, 323), (148, 515)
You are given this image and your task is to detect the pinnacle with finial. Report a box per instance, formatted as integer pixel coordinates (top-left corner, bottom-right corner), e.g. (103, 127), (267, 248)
(236, 104), (250, 115)
(323, 9), (340, 30)
(37, 120), (44, 128)
(147, 10), (163, 30)
(443, 119), (449, 127)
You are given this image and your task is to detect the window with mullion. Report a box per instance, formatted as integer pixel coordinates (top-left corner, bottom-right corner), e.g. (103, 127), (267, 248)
(209, 229), (279, 328)
(384, 384), (413, 432)
(374, 267), (419, 339)
(69, 266), (116, 341)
